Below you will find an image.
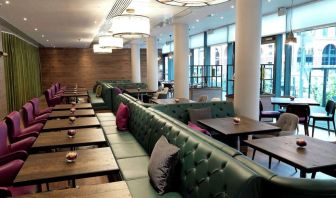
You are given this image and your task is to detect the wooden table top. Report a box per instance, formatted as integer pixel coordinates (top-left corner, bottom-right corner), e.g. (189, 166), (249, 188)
(32, 128), (106, 150)
(49, 109), (95, 119)
(63, 91), (88, 97)
(43, 117), (100, 132)
(244, 135), (336, 172)
(125, 88), (156, 94)
(14, 147), (119, 186)
(198, 117), (281, 136)
(15, 181), (132, 198)
(271, 97), (320, 106)
(151, 98), (194, 104)
(53, 103), (92, 111)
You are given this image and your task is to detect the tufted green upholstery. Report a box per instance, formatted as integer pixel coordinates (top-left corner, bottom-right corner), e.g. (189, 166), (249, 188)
(107, 133), (137, 144)
(89, 82), (113, 110)
(150, 102), (235, 124)
(111, 142), (147, 159)
(118, 156), (150, 180)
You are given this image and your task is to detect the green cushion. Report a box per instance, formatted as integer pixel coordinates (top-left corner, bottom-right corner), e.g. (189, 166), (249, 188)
(103, 126), (128, 135)
(107, 133), (137, 144)
(96, 84), (103, 97)
(98, 116), (116, 122)
(118, 156), (149, 180)
(96, 112), (115, 117)
(127, 177), (182, 198)
(100, 120), (117, 127)
(111, 142), (148, 159)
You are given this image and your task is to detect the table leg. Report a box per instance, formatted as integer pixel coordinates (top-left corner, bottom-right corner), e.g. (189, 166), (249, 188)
(300, 170), (307, 178)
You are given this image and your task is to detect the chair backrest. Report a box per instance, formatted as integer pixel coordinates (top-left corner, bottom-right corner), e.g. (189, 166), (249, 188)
(286, 104), (310, 122)
(325, 100), (335, 117)
(29, 98), (40, 117)
(44, 89), (53, 107)
(5, 111), (22, 142)
(0, 121), (9, 156)
(259, 100), (264, 112)
(197, 95), (208, 102)
(276, 113), (299, 136)
(22, 103), (35, 128)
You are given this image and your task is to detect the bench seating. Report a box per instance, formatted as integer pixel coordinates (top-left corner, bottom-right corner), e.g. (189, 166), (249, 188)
(103, 93), (336, 198)
(89, 82), (113, 110)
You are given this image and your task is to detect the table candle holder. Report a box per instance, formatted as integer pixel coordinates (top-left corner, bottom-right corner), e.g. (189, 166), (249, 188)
(71, 101), (76, 106)
(175, 98), (180, 103)
(67, 129), (76, 138)
(69, 116), (76, 124)
(70, 107), (76, 114)
(296, 138), (307, 148)
(290, 96), (295, 101)
(65, 151), (78, 163)
(233, 117), (241, 125)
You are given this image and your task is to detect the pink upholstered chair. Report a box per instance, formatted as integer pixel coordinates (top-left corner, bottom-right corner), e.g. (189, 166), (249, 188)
(0, 121), (33, 160)
(5, 111), (40, 143)
(21, 103), (48, 128)
(29, 98), (52, 117)
(0, 159), (24, 186)
(44, 89), (62, 107)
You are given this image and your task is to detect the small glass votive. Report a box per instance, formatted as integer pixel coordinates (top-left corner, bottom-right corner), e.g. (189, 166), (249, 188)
(65, 151), (78, 163)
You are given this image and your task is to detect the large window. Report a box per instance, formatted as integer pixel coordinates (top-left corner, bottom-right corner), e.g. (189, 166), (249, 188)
(193, 47), (204, 65)
(210, 44), (227, 94)
(322, 44), (336, 65)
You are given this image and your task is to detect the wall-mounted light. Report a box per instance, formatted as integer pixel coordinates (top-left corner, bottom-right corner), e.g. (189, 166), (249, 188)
(0, 51), (8, 57)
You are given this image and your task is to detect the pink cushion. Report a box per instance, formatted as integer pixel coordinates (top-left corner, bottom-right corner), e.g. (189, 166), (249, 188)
(116, 103), (129, 131)
(188, 122), (211, 136)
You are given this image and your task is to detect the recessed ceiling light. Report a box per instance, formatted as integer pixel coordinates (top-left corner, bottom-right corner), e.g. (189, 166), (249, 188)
(196, 19), (199, 22)
(191, 26), (195, 29)
(231, 5), (234, 8)
(34, 28), (38, 31)
(209, 13), (215, 17)
(23, 17), (27, 21)
(42, 34), (45, 38)
(267, 0), (271, 2)
(220, 16), (224, 19)
(94, 21), (97, 24)
(5, 1), (10, 4)
(46, 40), (49, 42)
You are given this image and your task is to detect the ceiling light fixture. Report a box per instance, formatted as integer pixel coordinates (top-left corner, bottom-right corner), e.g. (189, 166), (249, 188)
(34, 28), (38, 31)
(42, 34), (45, 38)
(196, 19), (200, 22)
(231, 5), (234, 8)
(156, 0), (229, 7)
(285, 0), (297, 45)
(98, 35), (123, 49)
(93, 44), (112, 54)
(23, 17), (27, 21)
(5, 1), (10, 4)
(110, 9), (150, 39)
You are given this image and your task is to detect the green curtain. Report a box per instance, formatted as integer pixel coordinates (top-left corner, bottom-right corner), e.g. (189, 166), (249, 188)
(2, 32), (42, 112)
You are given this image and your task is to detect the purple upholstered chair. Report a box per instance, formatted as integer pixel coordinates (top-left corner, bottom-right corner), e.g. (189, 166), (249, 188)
(0, 121), (34, 160)
(5, 111), (40, 143)
(29, 98), (53, 117)
(21, 103), (48, 128)
(44, 89), (62, 107)
(0, 159), (24, 186)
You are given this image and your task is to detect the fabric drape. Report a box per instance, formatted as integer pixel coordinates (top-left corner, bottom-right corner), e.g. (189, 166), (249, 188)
(2, 32), (41, 112)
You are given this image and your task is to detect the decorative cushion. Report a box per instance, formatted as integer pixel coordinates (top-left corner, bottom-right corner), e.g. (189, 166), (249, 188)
(188, 107), (212, 124)
(188, 121), (211, 136)
(148, 136), (179, 195)
(116, 103), (129, 131)
(96, 85), (103, 97)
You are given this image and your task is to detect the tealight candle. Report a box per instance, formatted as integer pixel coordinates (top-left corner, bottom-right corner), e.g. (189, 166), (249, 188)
(69, 116), (76, 123)
(233, 117), (241, 124)
(67, 129), (76, 138)
(65, 151), (78, 163)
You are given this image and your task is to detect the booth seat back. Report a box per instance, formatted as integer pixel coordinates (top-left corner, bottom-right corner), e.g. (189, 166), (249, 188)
(100, 83), (113, 109)
(96, 80), (131, 84)
(151, 101), (235, 124)
(109, 82), (148, 90)
(127, 100), (262, 198)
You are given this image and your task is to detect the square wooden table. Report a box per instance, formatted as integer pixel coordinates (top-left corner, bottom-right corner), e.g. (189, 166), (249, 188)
(32, 128), (106, 151)
(62, 91), (88, 97)
(125, 88), (156, 101)
(271, 97), (320, 106)
(43, 117), (100, 132)
(151, 98), (194, 104)
(198, 117), (281, 150)
(53, 103), (92, 111)
(14, 147), (119, 187)
(15, 181), (132, 198)
(48, 109), (95, 119)
(244, 135), (336, 178)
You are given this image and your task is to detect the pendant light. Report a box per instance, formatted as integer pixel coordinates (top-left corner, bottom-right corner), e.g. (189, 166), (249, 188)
(98, 35), (123, 49)
(168, 35), (173, 59)
(156, 0), (229, 7)
(93, 44), (112, 54)
(285, 0), (297, 45)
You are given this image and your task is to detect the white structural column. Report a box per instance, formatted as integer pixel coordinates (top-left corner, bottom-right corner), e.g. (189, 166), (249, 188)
(234, 0), (262, 120)
(146, 36), (158, 91)
(173, 23), (189, 99)
(131, 43), (141, 83)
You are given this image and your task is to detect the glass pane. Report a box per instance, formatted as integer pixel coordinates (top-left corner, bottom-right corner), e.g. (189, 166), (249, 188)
(326, 70), (336, 101)
(309, 70), (324, 104)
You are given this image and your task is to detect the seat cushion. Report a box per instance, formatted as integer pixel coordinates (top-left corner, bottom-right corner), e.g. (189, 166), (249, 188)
(127, 177), (182, 198)
(103, 126), (128, 135)
(107, 133), (137, 144)
(116, 103), (129, 131)
(118, 156), (150, 180)
(111, 142), (148, 159)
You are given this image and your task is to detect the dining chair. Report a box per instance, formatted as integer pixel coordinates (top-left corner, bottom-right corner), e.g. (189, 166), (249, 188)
(5, 111), (41, 143)
(44, 89), (62, 107)
(259, 100), (281, 121)
(197, 95), (208, 102)
(252, 113), (299, 169)
(286, 104), (310, 136)
(309, 100), (336, 137)
(29, 98), (53, 117)
(21, 103), (48, 128)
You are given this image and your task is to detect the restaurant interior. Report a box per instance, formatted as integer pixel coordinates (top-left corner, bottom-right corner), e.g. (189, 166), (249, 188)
(0, 0), (336, 197)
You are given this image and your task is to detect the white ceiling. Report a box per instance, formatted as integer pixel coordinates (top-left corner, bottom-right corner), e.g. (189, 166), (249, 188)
(0, 0), (315, 48)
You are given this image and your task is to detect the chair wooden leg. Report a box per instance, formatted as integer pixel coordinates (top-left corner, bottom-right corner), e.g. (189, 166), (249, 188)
(311, 172), (316, 179)
(252, 149), (256, 160)
(304, 123), (309, 136)
(312, 119), (315, 137)
(328, 121), (331, 136)
(268, 156), (272, 169)
(333, 120), (336, 136)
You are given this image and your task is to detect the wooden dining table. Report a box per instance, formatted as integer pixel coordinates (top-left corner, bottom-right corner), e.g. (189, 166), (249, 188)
(151, 98), (194, 104)
(15, 181), (132, 198)
(48, 109), (95, 119)
(125, 88), (156, 101)
(43, 117), (100, 132)
(271, 97), (320, 106)
(198, 116), (281, 150)
(245, 135), (336, 178)
(31, 128), (106, 152)
(53, 103), (92, 111)
(13, 147), (119, 188)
